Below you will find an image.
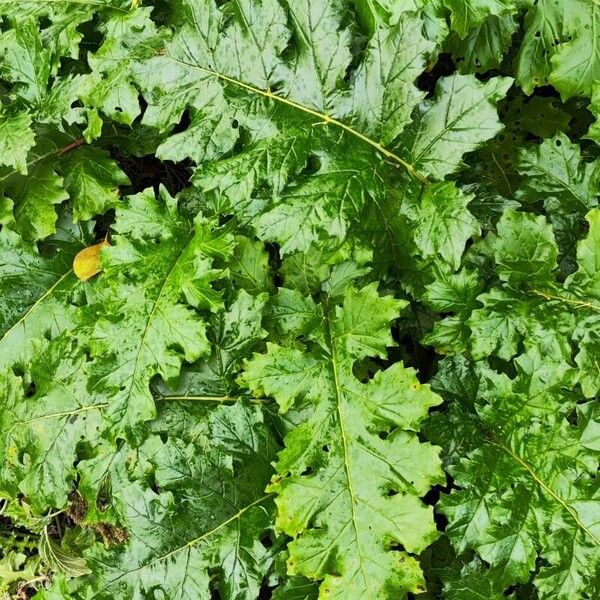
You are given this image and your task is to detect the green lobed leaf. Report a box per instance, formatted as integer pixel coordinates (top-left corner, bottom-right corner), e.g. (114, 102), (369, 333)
(438, 367), (600, 599)
(131, 0), (510, 257)
(79, 402), (280, 600)
(442, 0), (517, 38)
(0, 111), (35, 174)
(156, 289), (268, 399)
(82, 186), (235, 439)
(0, 211), (92, 370)
(447, 14), (517, 74)
(516, 0), (600, 99)
(0, 339), (106, 512)
(493, 208), (558, 284)
(516, 133), (599, 266)
(404, 74), (513, 179)
(57, 147), (131, 222)
(0, 130), (129, 240)
(84, 7), (163, 126)
(339, 11), (435, 145)
(241, 284), (444, 599)
(0, 2), (598, 598)
(414, 182), (480, 270)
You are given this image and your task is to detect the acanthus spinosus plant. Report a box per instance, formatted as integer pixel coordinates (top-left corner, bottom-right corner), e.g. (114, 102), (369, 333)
(0, 1), (599, 599)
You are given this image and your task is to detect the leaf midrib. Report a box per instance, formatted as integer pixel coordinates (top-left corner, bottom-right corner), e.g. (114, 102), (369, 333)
(125, 233), (195, 403)
(0, 0), (128, 10)
(326, 310), (372, 598)
(532, 288), (600, 313)
(167, 55), (429, 185)
(525, 155), (592, 210)
(0, 137), (84, 185)
(0, 269), (76, 345)
(98, 493), (274, 591)
(490, 439), (600, 546)
(410, 79), (494, 169)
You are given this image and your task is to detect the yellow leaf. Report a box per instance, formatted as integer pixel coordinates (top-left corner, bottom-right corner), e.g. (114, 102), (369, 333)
(73, 240), (109, 282)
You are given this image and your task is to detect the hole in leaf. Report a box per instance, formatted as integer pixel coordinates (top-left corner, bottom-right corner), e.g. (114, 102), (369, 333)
(504, 586), (519, 596)
(390, 541), (406, 552)
(112, 150), (193, 196)
(300, 153), (322, 176)
(416, 51), (455, 97)
(172, 109), (191, 134)
(258, 582), (275, 600)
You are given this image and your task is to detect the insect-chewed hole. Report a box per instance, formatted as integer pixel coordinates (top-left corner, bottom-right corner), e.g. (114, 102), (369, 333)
(390, 541), (406, 552)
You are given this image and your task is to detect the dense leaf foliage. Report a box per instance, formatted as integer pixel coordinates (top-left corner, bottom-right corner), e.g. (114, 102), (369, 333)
(0, 1), (599, 599)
